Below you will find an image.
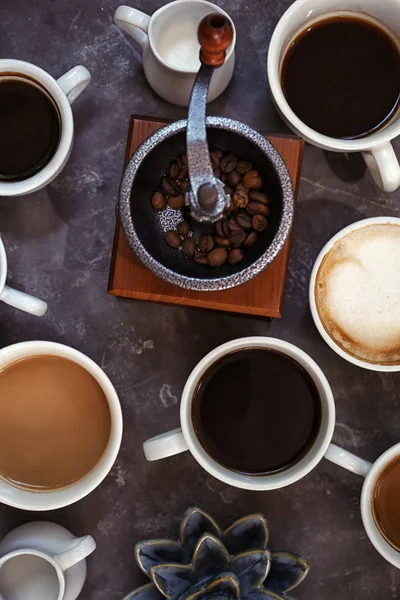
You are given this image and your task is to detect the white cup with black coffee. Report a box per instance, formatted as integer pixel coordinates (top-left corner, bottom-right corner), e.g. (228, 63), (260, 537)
(0, 59), (90, 196)
(143, 337), (344, 491)
(310, 217), (400, 371)
(268, 0), (400, 192)
(0, 341), (123, 510)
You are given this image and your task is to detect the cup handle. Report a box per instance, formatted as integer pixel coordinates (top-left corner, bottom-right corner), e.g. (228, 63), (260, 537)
(54, 535), (96, 572)
(143, 427), (189, 461)
(0, 285), (47, 316)
(362, 142), (400, 192)
(114, 5), (150, 51)
(325, 443), (372, 478)
(56, 66), (91, 105)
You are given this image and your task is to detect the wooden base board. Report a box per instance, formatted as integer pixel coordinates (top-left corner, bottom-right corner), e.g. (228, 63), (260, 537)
(108, 115), (303, 318)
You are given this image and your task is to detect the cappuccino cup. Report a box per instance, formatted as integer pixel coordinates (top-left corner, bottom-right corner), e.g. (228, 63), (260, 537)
(310, 217), (400, 371)
(114, 0), (236, 106)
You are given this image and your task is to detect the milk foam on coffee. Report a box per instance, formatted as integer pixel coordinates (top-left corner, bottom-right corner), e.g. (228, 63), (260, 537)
(315, 224), (400, 364)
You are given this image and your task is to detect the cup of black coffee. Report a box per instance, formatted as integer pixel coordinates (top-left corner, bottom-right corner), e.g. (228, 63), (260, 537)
(143, 337), (340, 491)
(267, 0), (400, 192)
(0, 59), (90, 196)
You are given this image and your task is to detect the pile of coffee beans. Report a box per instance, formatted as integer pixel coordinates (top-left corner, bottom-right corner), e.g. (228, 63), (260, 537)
(151, 149), (270, 268)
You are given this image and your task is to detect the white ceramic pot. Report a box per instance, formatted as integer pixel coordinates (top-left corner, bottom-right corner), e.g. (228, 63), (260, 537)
(0, 237), (47, 316)
(0, 59), (90, 196)
(267, 0), (400, 192)
(0, 341), (123, 510)
(0, 521), (96, 600)
(114, 0), (235, 106)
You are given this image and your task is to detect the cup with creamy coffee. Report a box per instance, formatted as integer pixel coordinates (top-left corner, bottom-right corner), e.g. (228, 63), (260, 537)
(309, 217), (400, 371)
(0, 341), (123, 510)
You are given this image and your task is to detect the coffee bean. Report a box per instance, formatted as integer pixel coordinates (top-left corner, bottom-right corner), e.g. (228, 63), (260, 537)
(243, 231), (258, 248)
(243, 170), (262, 190)
(151, 191), (167, 210)
(236, 160), (252, 174)
(198, 234), (214, 253)
(207, 248), (227, 267)
(214, 235), (230, 247)
(215, 220), (225, 238)
(227, 170), (241, 186)
(220, 153), (238, 173)
(210, 150), (221, 169)
(180, 180), (190, 194)
(233, 190), (249, 208)
(228, 249), (244, 264)
(246, 201), (269, 216)
(214, 168), (222, 179)
(180, 152), (188, 166)
(235, 211), (253, 230)
(235, 183), (248, 194)
(161, 177), (179, 196)
(213, 149), (223, 158)
(224, 185), (234, 196)
(252, 214), (268, 232)
(169, 162), (180, 179)
(194, 252), (208, 265)
(249, 191), (270, 205)
(222, 218), (230, 237)
(228, 218), (243, 232)
(168, 194), (185, 209)
(182, 237), (196, 257)
(178, 165), (188, 180)
(177, 221), (190, 236)
(165, 230), (181, 248)
(229, 230), (246, 248)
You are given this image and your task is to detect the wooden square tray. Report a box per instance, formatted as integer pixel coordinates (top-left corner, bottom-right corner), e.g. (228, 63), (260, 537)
(108, 115), (303, 318)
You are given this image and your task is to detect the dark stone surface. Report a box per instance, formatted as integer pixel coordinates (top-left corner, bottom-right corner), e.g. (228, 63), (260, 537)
(0, 1), (399, 599)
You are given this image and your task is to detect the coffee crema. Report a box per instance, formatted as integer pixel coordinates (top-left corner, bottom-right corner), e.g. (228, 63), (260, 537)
(192, 348), (321, 475)
(0, 355), (111, 491)
(373, 456), (400, 551)
(315, 224), (400, 365)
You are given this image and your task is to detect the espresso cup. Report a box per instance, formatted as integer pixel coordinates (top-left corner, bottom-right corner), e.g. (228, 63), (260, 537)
(0, 534), (95, 600)
(144, 337), (344, 491)
(0, 237), (47, 316)
(309, 216), (400, 372)
(0, 341), (123, 510)
(267, 0), (400, 192)
(0, 59), (90, 197)
(326, 443), (400, 567)
(114, 0), (236, 106)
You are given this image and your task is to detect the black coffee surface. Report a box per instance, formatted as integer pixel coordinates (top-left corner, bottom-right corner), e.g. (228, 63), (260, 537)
(0, 79), (60, 181)
(192, 348), (321, 474)
(281, 15), (400, 139)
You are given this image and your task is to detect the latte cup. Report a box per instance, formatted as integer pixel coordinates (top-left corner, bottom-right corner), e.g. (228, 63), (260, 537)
(0, 237), (47, 316)
(326, 443), (400, 567)
(144, 337), (350, 491)
(0, 59), (90, 196)
(267, 0), (400, 192)
(114, 0), (236, 106)
(0, 341), (123, 510)
(309, 216), (400, 371)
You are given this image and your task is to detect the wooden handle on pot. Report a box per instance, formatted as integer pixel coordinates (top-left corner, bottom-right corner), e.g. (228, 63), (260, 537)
(198, 13), (234, 67)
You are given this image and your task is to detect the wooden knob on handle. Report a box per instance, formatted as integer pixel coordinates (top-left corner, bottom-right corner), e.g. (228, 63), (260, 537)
(198, 13), (234, 67)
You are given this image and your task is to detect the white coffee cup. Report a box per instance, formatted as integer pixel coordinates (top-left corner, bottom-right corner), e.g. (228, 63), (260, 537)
(114, 0), (236, 106)
(309, 216), (400, 372)
(0, 237), (47, 316)
(144, 337), (344, 491)
(0, 341), (123, 510)
(326, 442), (400, 568)
(0, 533), (95, 600)
(0, 59), (90, 197)
(267, 0), (400, 192)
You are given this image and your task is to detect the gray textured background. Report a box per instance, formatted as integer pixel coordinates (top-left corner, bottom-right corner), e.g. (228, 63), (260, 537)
(1, 1), (400, 598)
